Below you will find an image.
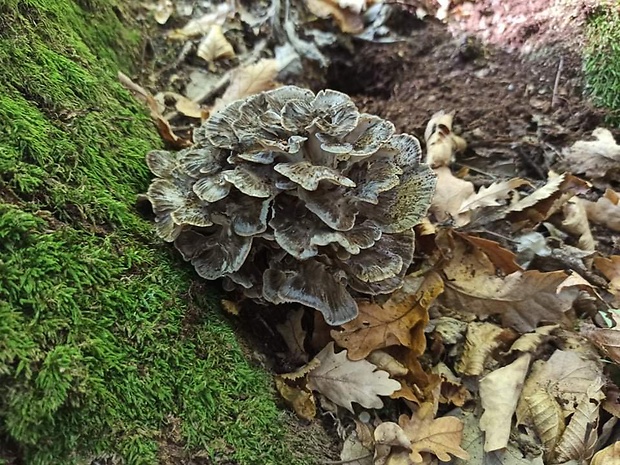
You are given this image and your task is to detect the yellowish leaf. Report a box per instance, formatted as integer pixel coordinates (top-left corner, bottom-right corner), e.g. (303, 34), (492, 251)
(331, 273), (443, 360)
(591, 441), (620, 465)
(508, 325), (558, 354)
(220, 299), (239, 315)
(367, 350), (408, 378)
(306, 342), (400, 412)
(303, 0), (365, 33)
(479, 354), (531, 451)
(526, 390), (565, 459)
(154, 0), (174, 24)
(424, 110), (466, 168)
(562, 198), (595, 251)
(196, 25), (235, 63)
(274, 377), (316, 421)
(456, 322), (509, 377)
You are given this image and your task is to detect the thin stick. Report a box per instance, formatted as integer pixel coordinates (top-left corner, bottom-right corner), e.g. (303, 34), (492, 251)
(324, 454), (373, 465)
(551, 56), (564, 109)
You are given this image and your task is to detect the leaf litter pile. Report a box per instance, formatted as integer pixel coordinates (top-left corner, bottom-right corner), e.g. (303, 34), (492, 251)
(125, 0), (620, 463)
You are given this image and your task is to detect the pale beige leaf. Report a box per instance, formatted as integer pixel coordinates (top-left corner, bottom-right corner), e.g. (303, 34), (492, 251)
(374, 421), (412, 465)
(196, 25), (235, 62)
(591, 441), (620, 465)
(306, 342), (400, 412)
(526, 390), (565, 458)
(553, 390), (601, 463)
(174, 94), (204, 119)
(562, 198), (595, 251)
(276, 308), (308, 364)
(212, 59), (279, 112)
(583, 189), (620, 232)
(303, 0), (364, 33)
(457, 178), (530, 214)
(399, 403), (469, 463)
(479, 354), (531, 452)
(154, 0), (174, 24)
(456, 322), (507, 376)
(429, 166), (475, 226)
(340, 432), (373, 465)
(581, 323), (620, 365)
(562, 127), (620, 180)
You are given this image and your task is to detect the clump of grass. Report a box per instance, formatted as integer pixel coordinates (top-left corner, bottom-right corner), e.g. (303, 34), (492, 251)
(0, 1), (315, 464)
(584, 5), (620, 123)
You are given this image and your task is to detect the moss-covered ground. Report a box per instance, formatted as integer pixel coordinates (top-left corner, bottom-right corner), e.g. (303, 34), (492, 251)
(0, 1), (315, 464)
(585, 4), (620, 124)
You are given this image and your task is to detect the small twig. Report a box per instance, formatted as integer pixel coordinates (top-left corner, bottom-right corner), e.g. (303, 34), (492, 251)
(324, 454), (373, 465)
(551, 56), (564, 109)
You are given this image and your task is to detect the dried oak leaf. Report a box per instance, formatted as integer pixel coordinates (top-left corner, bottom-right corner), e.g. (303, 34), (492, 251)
(583, 189), (620, 232)
(562, 198), (595, 252)
(399, 402), (469, 463)
(591, 441), (620, 465)
(479, 354), (531, 452)
(457, 232), (522, 274)
(306, 342), (400, 412)
(581, 323), (620, 365)
(456, 322), (510, 377)
(458, 178), (531, 215)
(276, 308), (308, 364)
(562, 128), (620, 181)
(331, 273), (443, 360)
(424, 110), (466, 168)
(429, 166), (475, 226)
(594, 255), (620, 303)
(440, 233), (579, 332)
(275, 358), (321, 420)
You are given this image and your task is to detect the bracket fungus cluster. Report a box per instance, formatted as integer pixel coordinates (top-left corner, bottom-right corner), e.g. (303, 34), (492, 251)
(145, 86), (436, 325)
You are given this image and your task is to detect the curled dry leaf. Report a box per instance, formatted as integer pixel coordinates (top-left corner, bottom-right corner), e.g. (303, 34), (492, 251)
(367, 350), (408, 378)
(457, 232), (522, 274)
(424, 110), (466, 168)
(211, 59), (279, 113)
(274, 377), (317, 421)
(591, 441), (620, 465)
(458, 178), (531, 215)
(456, 322), (509, 376)
(527, 390), (565, 460)
(508, 325), (558, 354)
(479, 354), (531, 452)
(594, 255), (620, 302)
(331, 273), (443, 360)
(562, 128), (620, 181)
(276, 308), (308, 364)
(553, 387), (602, 463)
(433, 363), (470, 407)
(306, 342), (400, 412)
(374, 422), (413, 465)
(168, 3), (231, 39)
(583, 189), (620, 232)
(562, 198), (595, 252)
(303, 0), (365, 33)
(504, 173), (590, 228)
(197, 25), (236, 63)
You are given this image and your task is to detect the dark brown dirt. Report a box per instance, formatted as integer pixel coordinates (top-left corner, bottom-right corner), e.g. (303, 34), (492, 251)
(326, 13), (606, 184)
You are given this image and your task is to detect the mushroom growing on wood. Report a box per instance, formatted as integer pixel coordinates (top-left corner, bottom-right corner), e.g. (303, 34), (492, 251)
(145, 86), (436, 325)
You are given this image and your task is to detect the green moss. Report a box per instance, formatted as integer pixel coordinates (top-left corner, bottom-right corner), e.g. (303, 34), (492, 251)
(584, 5), (620, 124)
(0, 1), (314, 464)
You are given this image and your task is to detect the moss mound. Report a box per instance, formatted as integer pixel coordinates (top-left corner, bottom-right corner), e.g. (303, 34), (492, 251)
(585, 5), (620, 123)
(0, 1), (310, 464)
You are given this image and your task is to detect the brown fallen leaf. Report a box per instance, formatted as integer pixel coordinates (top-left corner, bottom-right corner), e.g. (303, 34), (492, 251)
(456, 322), (510, 376)
(390, 348), (442, 404)
(432, 363), (470, 407)
(303, 0), (365, 33)
(424, 110), (467, 168)
(118, 72), (190, 148)
(196, 25), (236, 63)
(306, 342), (400, 412)
(276, 308), (308, 364)
(594, 255), (620, 304)
(479, 354), (531, 452)
(591, 441), (620, 464)
(562, 128), (620, 181)
(374, 421), (412, 465)
(507, 325), (558, 354)
(367, 350), (408, 378)
(583, 189), (620, 232)
(457, 232), (522, 274)
(400, 402), (469, 463)
(581, 323), (620, 365)
(332, 273), (443, 360)
(274, 377), (316, 421)
(526, 389), (565, 460)
(212, 59), (279, 113)
(440, 233), (579, 332)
